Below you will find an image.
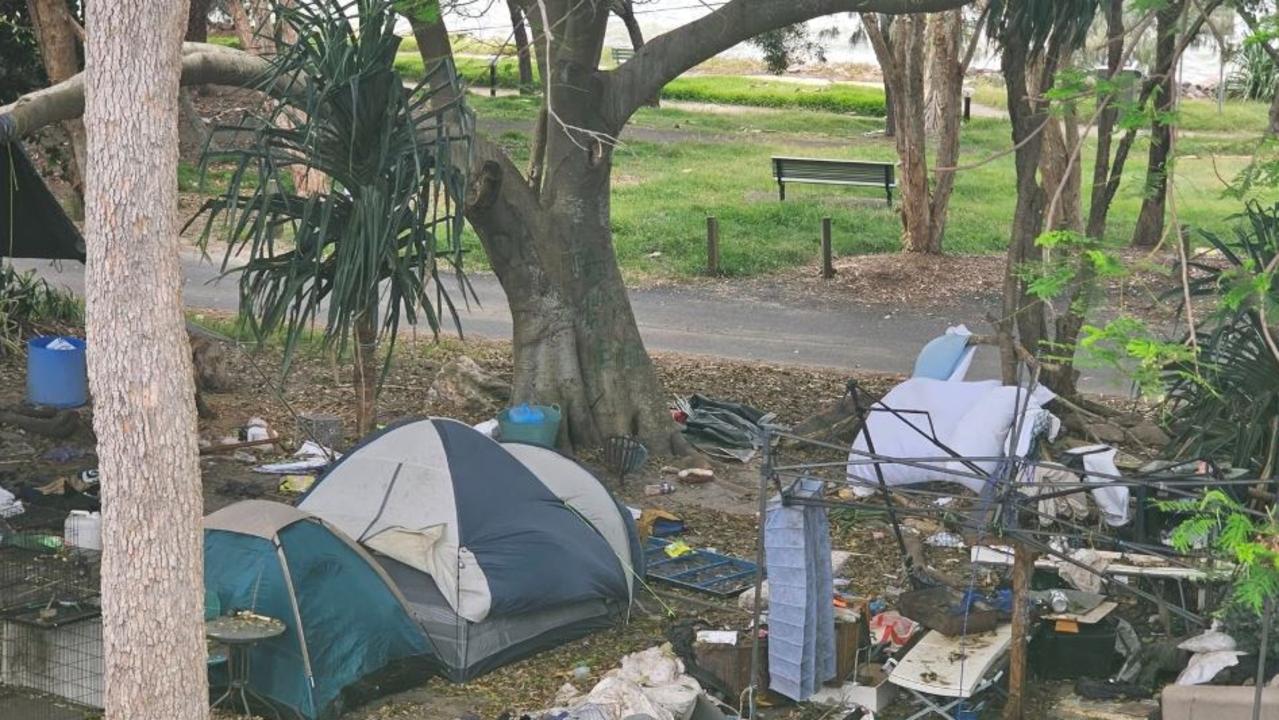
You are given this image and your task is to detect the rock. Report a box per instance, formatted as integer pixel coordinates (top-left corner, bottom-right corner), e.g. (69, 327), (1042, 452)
(1128, 422), (1170, 447)
(425, 356), (509, 418)
(1088, 422), (1126, 444)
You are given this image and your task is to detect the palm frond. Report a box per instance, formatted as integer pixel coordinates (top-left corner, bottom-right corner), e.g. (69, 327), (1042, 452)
(195, 0), (473, 376)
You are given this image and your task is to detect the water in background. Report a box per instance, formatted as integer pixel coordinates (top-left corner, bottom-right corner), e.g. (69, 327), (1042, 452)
(415, 1), (1229, 85)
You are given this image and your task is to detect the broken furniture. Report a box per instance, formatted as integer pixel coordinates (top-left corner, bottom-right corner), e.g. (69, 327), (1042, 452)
(0, 539), (103, 719)
(771, 156), (896, 206)
(644, 538), (760, 597)
(206, 613), (286, 719)
(887, 624), (1012, 720)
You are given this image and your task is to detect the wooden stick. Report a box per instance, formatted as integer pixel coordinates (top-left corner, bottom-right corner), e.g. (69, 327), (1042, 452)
(1003, 543), (1038, 720)
(821, 217), (835, 279)
(199, 437), (282, 455)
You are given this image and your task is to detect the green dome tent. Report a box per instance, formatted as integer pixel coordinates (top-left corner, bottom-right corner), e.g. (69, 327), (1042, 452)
(204, 501), (431, 719)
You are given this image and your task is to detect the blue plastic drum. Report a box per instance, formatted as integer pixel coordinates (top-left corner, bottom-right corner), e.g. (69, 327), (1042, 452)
(27, 336), (88, 408)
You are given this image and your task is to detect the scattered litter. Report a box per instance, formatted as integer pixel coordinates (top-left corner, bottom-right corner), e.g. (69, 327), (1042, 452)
(934, 496), (956, 508)
(1175, 650), (1246, 686)
(924, 531), (965, 548)
(664, 541), (694, 559)
(243, 417), (276, 443)
(677, 394), (781, 463)
(45, 337), (76, 351)
(472, 418), (499, 438)
(0, 486), (24, 519)
(573, 664), (591, 681)
(40, 445), (86, 463)
(645, 537), (759, 596)
(868, 611), (918, 648)
(677, 468), (714, 484)
(277, 475), (316, 495)
(695, 630), (738, 645)
(637, 509), (685, 537)
(253, 441), (340, 474)
(645, 482), (676, 496)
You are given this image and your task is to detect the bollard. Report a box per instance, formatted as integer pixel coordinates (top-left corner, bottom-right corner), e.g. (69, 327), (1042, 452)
(490, 64), (498, 97)
(706, 217), (720, 276)
(821, 218), (835, 279)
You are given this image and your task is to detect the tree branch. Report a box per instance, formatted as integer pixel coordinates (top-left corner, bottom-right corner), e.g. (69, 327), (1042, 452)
(0, 43), (277, 142)
(959, 1), (991, 74)
(1237, 5), (1279, 65)
(604, 0), (974, 125)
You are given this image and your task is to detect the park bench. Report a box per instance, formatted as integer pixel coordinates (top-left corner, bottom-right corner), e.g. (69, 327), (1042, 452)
(771, 156), (896, 206)
(611, 47), (635, 66)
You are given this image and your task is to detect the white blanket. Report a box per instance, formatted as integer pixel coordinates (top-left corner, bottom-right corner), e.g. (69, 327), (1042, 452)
(847, 378), (1057, 496)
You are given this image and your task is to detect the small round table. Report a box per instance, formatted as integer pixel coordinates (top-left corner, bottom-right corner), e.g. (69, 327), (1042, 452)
(206, 613), (286, 719)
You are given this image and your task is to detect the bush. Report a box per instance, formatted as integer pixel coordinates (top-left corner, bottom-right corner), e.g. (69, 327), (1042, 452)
(1164, 201), (1279, 472)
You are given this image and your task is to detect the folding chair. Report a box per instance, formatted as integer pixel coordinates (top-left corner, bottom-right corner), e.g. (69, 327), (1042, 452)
(887, 625), (1011, 720)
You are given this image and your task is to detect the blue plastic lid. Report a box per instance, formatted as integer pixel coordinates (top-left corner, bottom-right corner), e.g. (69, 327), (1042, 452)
(508, 403), (545, 424)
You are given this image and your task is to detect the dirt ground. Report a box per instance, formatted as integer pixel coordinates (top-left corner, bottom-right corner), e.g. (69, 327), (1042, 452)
(1, 330), (1174, 720)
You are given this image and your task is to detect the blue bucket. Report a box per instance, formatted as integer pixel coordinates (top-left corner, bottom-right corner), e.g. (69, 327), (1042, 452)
(497, 404), (562, 448)
(27, 336), (88, 408)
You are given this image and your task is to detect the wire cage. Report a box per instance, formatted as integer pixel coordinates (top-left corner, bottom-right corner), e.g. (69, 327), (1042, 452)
(0, 505), (103, 720)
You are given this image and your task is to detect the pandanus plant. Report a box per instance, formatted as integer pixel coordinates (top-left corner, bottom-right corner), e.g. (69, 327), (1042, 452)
(193, 0), (473, 433)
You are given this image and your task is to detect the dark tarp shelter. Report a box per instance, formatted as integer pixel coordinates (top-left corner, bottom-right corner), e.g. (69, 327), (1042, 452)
(1, 142), (84, 261)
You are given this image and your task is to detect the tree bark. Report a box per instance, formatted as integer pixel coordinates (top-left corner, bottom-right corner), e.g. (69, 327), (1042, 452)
(1036, 49), (1083, 233)
(1002, 544), (1038, 720)
(83, 1), (206, 719)
(1131, 0), (1184, 248)
(353, 308), (378, 435)
(186, 0), (211, 43)
(614, 0), (646, 51)
(508, 1), (535, 94)
(26, 0), (85, 217)
(923, 10), (960, 137)
(1084, 0), (1125, 241)
(998, 32), (1055, 381)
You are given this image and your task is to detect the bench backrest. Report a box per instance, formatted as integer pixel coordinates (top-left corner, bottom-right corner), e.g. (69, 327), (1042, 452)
(772, 157), (895, 185)
(612, 47), (635, 64)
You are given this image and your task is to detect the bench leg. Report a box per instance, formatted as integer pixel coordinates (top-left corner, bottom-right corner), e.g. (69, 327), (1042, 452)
(885, 186), (893, 208)
(778, 182), (786, 201)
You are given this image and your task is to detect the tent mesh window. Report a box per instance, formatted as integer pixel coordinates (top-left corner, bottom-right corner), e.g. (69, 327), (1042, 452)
(0, 510), (103, 719)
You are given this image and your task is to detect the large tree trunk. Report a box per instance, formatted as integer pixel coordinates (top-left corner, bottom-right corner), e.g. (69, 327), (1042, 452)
(353, 307), (378, 435)
(1036, 50), (1083, 233)
(413, 4), (682, 454)
(1132, 0), (1184, 248)
(186, 0), (210, 43)
(26, 0), (85, 217)
(508, 1), (535, 94)
(1085, 0), (1125, 241)
(865, 13), (939, 255)
(998, 37), (1054, 382)
(83, 1), (207, 720)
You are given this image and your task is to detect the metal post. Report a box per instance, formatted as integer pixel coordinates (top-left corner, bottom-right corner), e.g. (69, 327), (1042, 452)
(706, 217), (720, 276)
(747, 430), (774, 719)
(489, 63), (498, 97)
(821, 218), (835, 279)
(963, 93), (972, 123)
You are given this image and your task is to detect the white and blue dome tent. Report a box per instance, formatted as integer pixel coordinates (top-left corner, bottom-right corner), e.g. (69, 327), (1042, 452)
(203, 501), (431, 720)
(297, 417), (642, 681)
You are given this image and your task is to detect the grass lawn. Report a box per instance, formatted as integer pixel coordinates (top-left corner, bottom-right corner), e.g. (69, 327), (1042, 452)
(454, 95), (1265, 278)
(186, 48), (1272, 282)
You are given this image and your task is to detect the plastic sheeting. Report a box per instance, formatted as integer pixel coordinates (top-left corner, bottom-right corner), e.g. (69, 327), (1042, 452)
(846, 378), (1058, 496)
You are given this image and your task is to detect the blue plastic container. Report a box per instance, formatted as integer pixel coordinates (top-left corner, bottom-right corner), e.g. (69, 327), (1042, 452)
(497, 403), (562, 448)
(27, 336), (88, 408)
